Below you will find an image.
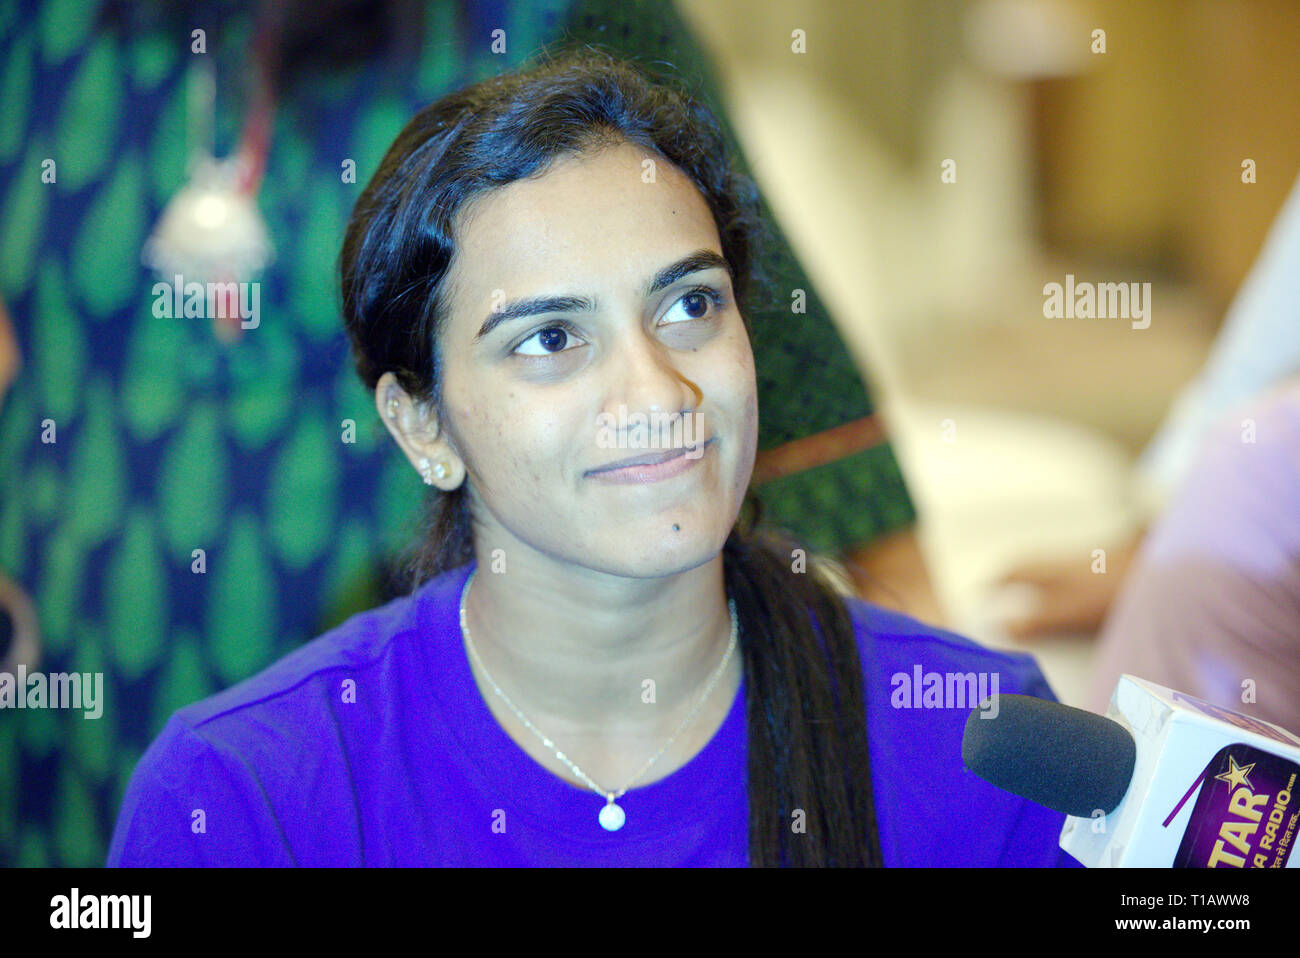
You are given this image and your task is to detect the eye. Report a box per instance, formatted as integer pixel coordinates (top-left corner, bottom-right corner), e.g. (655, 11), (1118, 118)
(661, 286), (727, 326)
(512, 320), (587, 357)
(509, 286), (728, 358)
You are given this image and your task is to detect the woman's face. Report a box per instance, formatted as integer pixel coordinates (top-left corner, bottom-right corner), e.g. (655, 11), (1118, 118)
(433, 140), (759, 578)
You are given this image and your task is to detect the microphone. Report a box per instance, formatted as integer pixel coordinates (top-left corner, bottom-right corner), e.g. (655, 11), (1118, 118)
(962, 693), (1136, 817)
(962, 675), (1300, 867)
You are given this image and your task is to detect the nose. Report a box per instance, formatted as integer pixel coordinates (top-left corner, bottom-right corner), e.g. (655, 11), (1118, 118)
(606, 327), (702, 430)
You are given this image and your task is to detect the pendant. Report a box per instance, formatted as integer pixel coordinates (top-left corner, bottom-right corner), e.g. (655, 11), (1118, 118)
(598, 798), (626, 832)
(141, 59), (274, 344)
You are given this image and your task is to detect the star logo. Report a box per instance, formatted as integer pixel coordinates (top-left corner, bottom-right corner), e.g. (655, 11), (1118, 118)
(1214, 754), (1255, 792)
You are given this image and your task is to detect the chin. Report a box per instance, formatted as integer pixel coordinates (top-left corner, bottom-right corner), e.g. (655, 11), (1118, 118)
(642, 522), (733, 576)
(591, 525), (724, 579)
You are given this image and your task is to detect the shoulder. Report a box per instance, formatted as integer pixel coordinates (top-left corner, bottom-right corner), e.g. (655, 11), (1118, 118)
(142, 595), (408, 775)
(839, 596), (1076, 867)
(107, 564), (471, 866)
(843, 596), (1058, 700)
(164, 563), (467, 741)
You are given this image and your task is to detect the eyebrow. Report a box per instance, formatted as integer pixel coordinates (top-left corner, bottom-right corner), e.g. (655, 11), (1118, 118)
(475, 249), (733, 341)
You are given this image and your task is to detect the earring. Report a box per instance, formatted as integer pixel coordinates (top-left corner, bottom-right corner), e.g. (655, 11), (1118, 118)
(386, 398), (398, 419)
(418, 457), (433, 485)
(434, 462), (449, 480)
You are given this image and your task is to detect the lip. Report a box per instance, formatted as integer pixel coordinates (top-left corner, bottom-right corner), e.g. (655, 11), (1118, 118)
(586, 437), (716, 484)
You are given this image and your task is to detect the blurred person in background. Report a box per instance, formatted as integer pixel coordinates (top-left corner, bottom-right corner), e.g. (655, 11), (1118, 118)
(998, 171), (1300, 730)
(1086, 374), (1300, 732)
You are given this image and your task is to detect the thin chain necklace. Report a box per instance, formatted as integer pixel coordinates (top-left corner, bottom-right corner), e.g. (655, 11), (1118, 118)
(458, 569), (739, 832)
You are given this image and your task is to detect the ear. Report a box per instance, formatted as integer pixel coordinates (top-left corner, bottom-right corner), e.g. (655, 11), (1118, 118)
(374, 372), (467, 490)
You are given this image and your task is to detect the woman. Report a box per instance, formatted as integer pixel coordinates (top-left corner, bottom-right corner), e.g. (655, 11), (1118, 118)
(108, 48), (1074, 867)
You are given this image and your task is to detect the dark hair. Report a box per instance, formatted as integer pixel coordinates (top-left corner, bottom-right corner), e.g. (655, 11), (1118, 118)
(339, 46), (882, 867)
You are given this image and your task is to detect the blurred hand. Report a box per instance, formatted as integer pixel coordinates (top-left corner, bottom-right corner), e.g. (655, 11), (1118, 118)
(0, 296), (17, 412)
(0, 571), (39, 673)
(994, 532), (1143, 639)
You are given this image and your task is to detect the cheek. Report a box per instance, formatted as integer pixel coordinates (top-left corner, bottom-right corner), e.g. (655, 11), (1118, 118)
(465, 397), (574, 488)
(729, 342), (760, 472)
(441, 389), (504, 485)
(723, 317), (756, 377)
(720, 331), (758, 427)
(738, 391), (759, 475)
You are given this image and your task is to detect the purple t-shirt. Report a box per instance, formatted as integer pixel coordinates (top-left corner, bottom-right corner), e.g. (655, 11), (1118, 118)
(107, 560), (1078, 866)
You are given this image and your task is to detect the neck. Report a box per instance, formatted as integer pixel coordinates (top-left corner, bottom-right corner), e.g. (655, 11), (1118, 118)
(458, 546), (740, 786)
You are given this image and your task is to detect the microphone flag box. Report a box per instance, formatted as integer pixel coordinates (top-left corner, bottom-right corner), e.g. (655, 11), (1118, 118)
(1060, 674), (1300, 868)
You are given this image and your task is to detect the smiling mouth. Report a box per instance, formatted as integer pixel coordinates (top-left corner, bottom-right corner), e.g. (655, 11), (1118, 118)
(585, 437), (715, 479)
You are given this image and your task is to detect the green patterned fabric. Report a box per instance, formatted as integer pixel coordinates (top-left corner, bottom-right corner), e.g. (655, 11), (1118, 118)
(0, 0), (914, 868)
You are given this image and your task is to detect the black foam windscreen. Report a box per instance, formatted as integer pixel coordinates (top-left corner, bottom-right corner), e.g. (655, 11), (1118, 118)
(961, 694), (1137, 817)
